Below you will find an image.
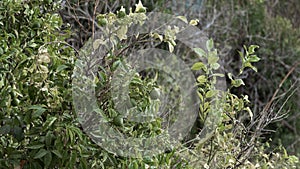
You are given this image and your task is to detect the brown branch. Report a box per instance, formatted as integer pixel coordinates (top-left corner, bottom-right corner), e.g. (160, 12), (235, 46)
(92, 0), (100, 39)
(237, 60), (300, 166)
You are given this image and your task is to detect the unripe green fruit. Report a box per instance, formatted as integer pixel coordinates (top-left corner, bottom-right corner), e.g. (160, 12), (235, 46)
(117, 11), (126, 18)
(113, 115), (124, 127)
(96, 14), (105, 20)
(98, 18), (108, 27)
(136, 7), (146, 13)
(135, 0), (146, 13)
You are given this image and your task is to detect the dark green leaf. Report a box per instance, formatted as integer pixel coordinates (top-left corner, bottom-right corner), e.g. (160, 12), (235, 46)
(12, 126), (24, 142)
(34, 149), (48, 159)
(29, 105), (46, 119)
(56, 65), (68, 72)
(27, 144), (45, 149)
(0, 125), (11, 135)
(44, 151), (52, 168)
(43, 116), (57, 131)
(52, 150), (62, 158)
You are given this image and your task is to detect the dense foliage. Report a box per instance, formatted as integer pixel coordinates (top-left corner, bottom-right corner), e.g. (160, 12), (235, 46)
(0, 0), (299, 168)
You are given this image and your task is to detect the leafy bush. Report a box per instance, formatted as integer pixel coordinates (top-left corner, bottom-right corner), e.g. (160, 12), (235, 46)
(197, 0), (300, 158)
(0, 0), (298, 168)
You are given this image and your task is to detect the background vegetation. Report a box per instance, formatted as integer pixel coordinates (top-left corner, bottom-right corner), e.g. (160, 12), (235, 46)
(0, 0), (299, 168)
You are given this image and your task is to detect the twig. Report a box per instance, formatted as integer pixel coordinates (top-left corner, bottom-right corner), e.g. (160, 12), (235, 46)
(92, 0), (100, 39)
(238, 60), (300, 165)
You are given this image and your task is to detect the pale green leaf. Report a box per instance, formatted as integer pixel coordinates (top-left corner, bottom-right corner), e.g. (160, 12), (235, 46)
(205, 90), (216, 98)
(248, 55), (261, 62)
(191, 62), (207, 71)
(197, 75), (207, 84)
(211, 63), (220, 70)
(244, 107), (253, 121)
(206, 39), (214, 51)
(194, 48), (206, 57)
(176, 16), (188, 23)
(208, 56), (219, 65)
(116, 25), (128, 40)
(189, 19), (199, 26)
(152, 32), (163, 42)
(248, 45), (259, 54)
(231, 79), (245, 88)
(168, 41), (174, 53)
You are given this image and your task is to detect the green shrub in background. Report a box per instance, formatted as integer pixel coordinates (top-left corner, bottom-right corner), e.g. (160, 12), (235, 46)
(0, 0), (299, 168)
(197, 0), (300, 158)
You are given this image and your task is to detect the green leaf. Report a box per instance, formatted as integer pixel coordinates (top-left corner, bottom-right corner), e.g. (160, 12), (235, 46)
(45, 131), (53, 147)
(56, 65), (68, 72)
(168, 41), (174, 53)
(197, 75), (207, 84)
(69, 151), (77, 166)
(52, 150), (62, 158)
(34, 149), (48, 159)
(193, 48), (206, 57)
(244, 107), (253, 121)
(80, 158), (88, 169)
(208, 56), (219, 65)
(27, 144), (45, 149)
(197, 92), (204, 102)
(0, 125), (11, 135)
(12, 126), (24, 142)
(176, 16), (188, 23)
(211, 63), (220, 70)
(231, 79), (245, 88)
(31, 162), (43, 169)
(212, 73), (225, 77)
(248, 55), (260, 62)
(116, 25), (128, 40)
(67, 127), (74, 144)
(238, 51), (245, 62)
(244, 62), (258, 72)
(43, 116), (57, 131)
(0, 77), (4, 88)
(29, 105), (46, 119)
(29, 43), (38, 48)
(191, 62), (207, 71)
(37, 53), (51, 63)
(152, 32), (163, 42)
(205, 90), (216, 98)
(206, 39), (214, 51)
(129, 161), (139, 169)
(248, 45), (259, 54)
(44, 151), (52, 168)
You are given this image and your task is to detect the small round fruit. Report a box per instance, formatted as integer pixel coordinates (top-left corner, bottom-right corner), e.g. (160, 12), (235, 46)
(117, 6), (126, 18)
(98, 18), (108, 27)
(113, 115), (124, 127)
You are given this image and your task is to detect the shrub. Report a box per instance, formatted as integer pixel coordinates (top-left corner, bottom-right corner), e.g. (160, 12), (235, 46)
(0, 0), (298, 168)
